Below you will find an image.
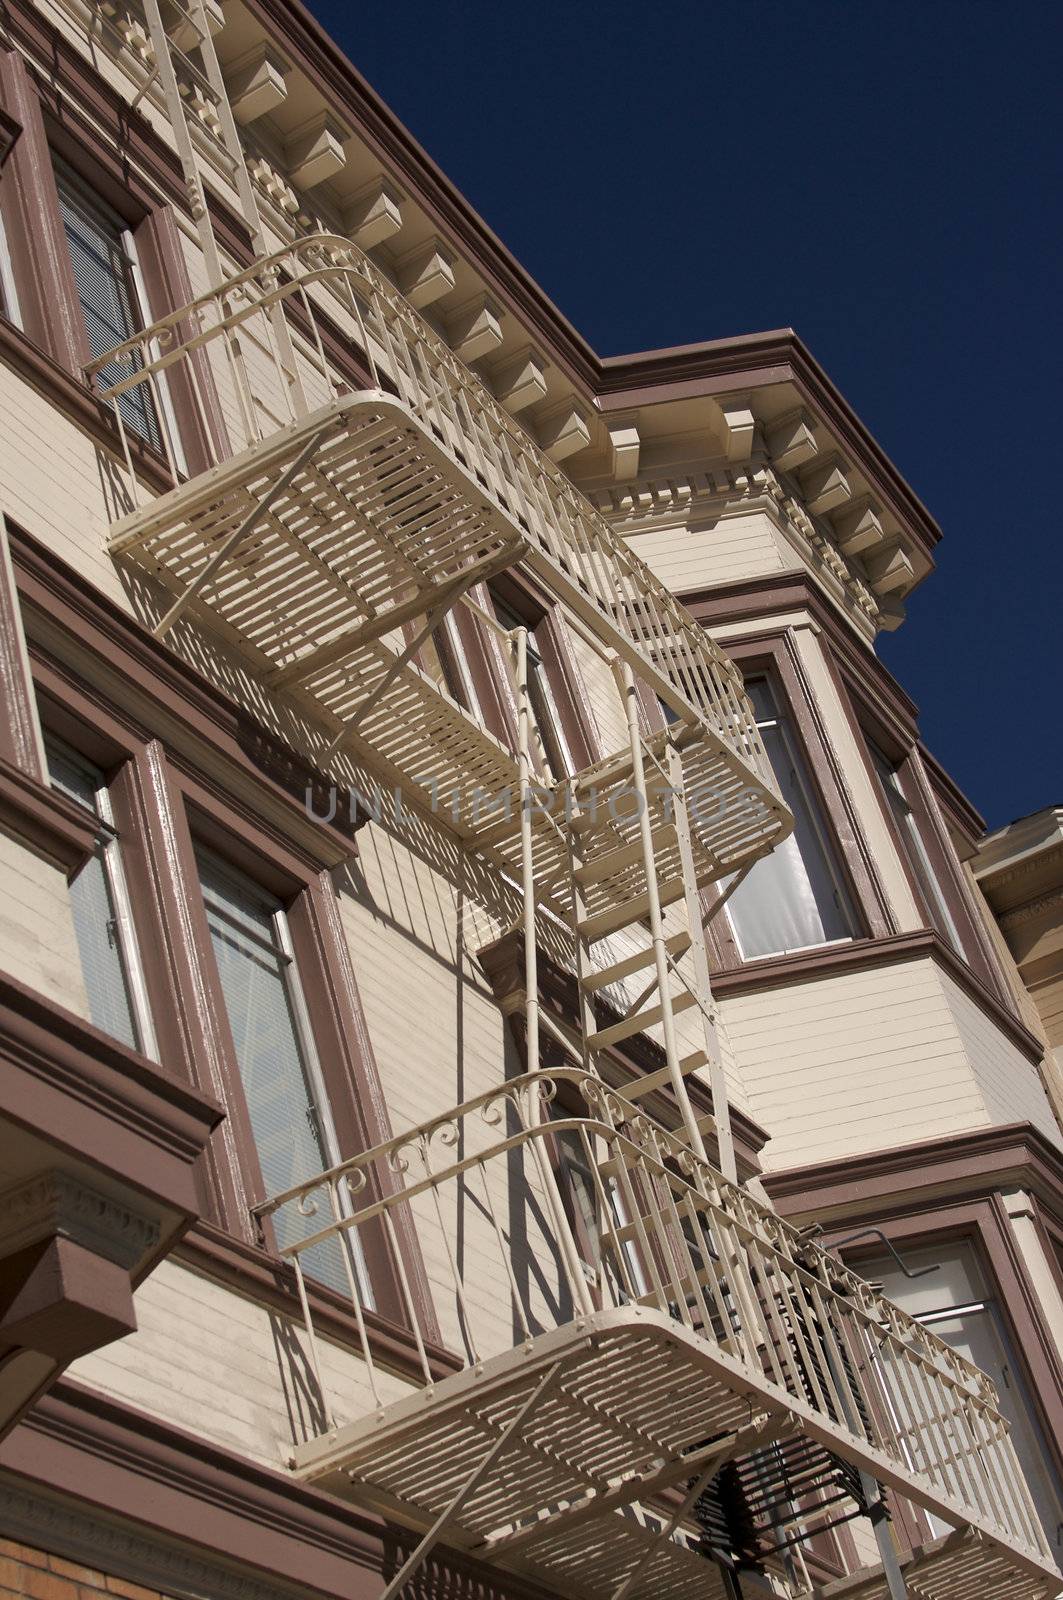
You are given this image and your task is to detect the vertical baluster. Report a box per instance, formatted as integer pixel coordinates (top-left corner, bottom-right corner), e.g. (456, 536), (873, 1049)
(420, 1131), (480, 1365)
(327, 1176), (381, 1408)
(291, 1247), (335, 1428)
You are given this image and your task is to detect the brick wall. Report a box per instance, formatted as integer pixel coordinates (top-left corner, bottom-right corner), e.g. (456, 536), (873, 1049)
(0, 1541), (170, 1600)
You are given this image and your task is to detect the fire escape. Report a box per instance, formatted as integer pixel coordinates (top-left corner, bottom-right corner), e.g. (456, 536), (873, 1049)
(84, 3), (1061, 1597)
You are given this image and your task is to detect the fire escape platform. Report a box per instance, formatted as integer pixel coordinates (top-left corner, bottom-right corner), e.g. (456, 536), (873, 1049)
(291, 1307), (1055, 1600)
(293, 1310), (785, 1600)
(105, 381), (785, 873)
(808, 1526), (1059, 1600)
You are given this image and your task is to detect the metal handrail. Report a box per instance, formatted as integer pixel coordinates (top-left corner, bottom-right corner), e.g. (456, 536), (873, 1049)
(254, 1067), (1050, 1568)
(86, 233), (778, 800)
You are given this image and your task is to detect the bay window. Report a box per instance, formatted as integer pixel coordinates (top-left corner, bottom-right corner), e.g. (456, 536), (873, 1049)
(725, 678), (856, 960)
(869, 740), (966, 957)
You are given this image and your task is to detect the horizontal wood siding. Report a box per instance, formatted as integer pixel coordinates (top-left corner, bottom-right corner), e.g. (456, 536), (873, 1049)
(0, 830), (88, 1017)
(66, 1258), (416, 1463)
(723, 955), (990, 1169)
(940, 969), (1058, 1138)
(624, 511), (788, 594)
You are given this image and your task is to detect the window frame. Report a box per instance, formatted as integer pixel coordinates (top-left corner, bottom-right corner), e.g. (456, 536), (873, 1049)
(0, 51), (227, 477)
(43, 730), (159, 1058)
(484, 572), (602, 778)
(838, 1219), (1063, 1558)
(692, 634), (889, 972)
(845, 681), (1014, 1001)
(723, 673), (860, 961)
(868, 737), (967, 957)
(23, 595), (442, 1369)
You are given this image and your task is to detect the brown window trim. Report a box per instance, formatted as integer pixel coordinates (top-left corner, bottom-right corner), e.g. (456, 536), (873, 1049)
(482, 569), (603, 772)
(684, 579), (1013, 1005)
(832, 654), (1014, 1006)
(17, 530), (447, 1385)
(172, 765), (439, 1337)
(697, 630), (895, 972)
(0, 513), (97, 871)
(0, 48), (228, 481)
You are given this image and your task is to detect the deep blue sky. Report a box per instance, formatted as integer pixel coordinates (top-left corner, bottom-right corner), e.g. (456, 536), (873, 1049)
(310, 0), (1062, 830)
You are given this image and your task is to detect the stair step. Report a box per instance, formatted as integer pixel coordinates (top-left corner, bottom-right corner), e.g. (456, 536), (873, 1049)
(575, 878), (685, 943)
(618, 1049), (709, 1101)
(598, 1105), (716, 1180)
(587, 989), (698, 1052)
(574, 827), (678, 888)
(580, 933), (692, 994)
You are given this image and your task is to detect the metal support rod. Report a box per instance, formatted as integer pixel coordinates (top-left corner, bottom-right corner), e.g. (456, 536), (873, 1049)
(666, 741), (736, 1183)
(153, 431), (324, 640)
(517, 628), (540, 1093)
(378, 1359), (565, 1600)
(610, 1454), (732, 1600)
(818, 1333), (910, 1600)
(516, 629), (595, 1317)
(860, 1477), (910, 1600)
(615, 659), (707, 1161)
(141, 0), (227, 290)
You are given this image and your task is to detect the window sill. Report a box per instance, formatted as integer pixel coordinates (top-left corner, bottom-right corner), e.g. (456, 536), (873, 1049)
(0, 314), (174, 495)
(177, 1218), (462, 1387)
(0, 753), (97, 873)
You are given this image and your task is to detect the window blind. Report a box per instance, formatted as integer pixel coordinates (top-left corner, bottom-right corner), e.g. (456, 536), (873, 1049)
(46, 741), (140, 1050)
(54, 163), (161, 449)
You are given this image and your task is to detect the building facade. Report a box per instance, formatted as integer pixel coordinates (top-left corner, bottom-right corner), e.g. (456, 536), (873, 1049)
(0, 3), (1060, 1599)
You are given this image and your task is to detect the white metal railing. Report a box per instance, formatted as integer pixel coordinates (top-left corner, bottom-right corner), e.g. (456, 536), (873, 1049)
(86, 234), (775, 794)
(253, 1068), (1050, 1571)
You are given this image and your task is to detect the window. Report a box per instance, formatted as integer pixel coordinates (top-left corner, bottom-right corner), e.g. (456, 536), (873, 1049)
(0, 206), (20, 327)
(859, 1242), (1063, 1558)
(195, 848), (368, 1298)
(422, 613), (478, 714)
(45, 738), (155, 1054)
(53, 160), (162, 450)
(491, 595), (574, 780)
(725, 679), (856, 959)
(869, 741), (966, 957)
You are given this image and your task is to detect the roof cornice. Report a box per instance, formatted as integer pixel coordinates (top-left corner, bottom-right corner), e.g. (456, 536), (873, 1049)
(597, 330), (942, 561)
(238, 0), (941, 567)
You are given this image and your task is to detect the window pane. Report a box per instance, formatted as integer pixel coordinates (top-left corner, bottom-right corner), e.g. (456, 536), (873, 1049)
(0, 209), (21, 328)
(54, 163), (160, 449)
(492, 597), (570, 778)
(726, 681), (855, 958)
(197, 852), (351, 1293)
(46, 743), (140, 1050)
(869, 743), (966, 956)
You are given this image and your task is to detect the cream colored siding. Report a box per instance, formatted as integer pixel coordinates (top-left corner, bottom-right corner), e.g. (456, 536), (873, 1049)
(724, 956), (995, 1170)
(623, 510), (788, 594)
(334, 830), (513, 1131)
(0, 831), (89, 1018)
(0, 365), (130, 609)
(940, 969), (1058, 1138)
(67, 1258), (415, 1464)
